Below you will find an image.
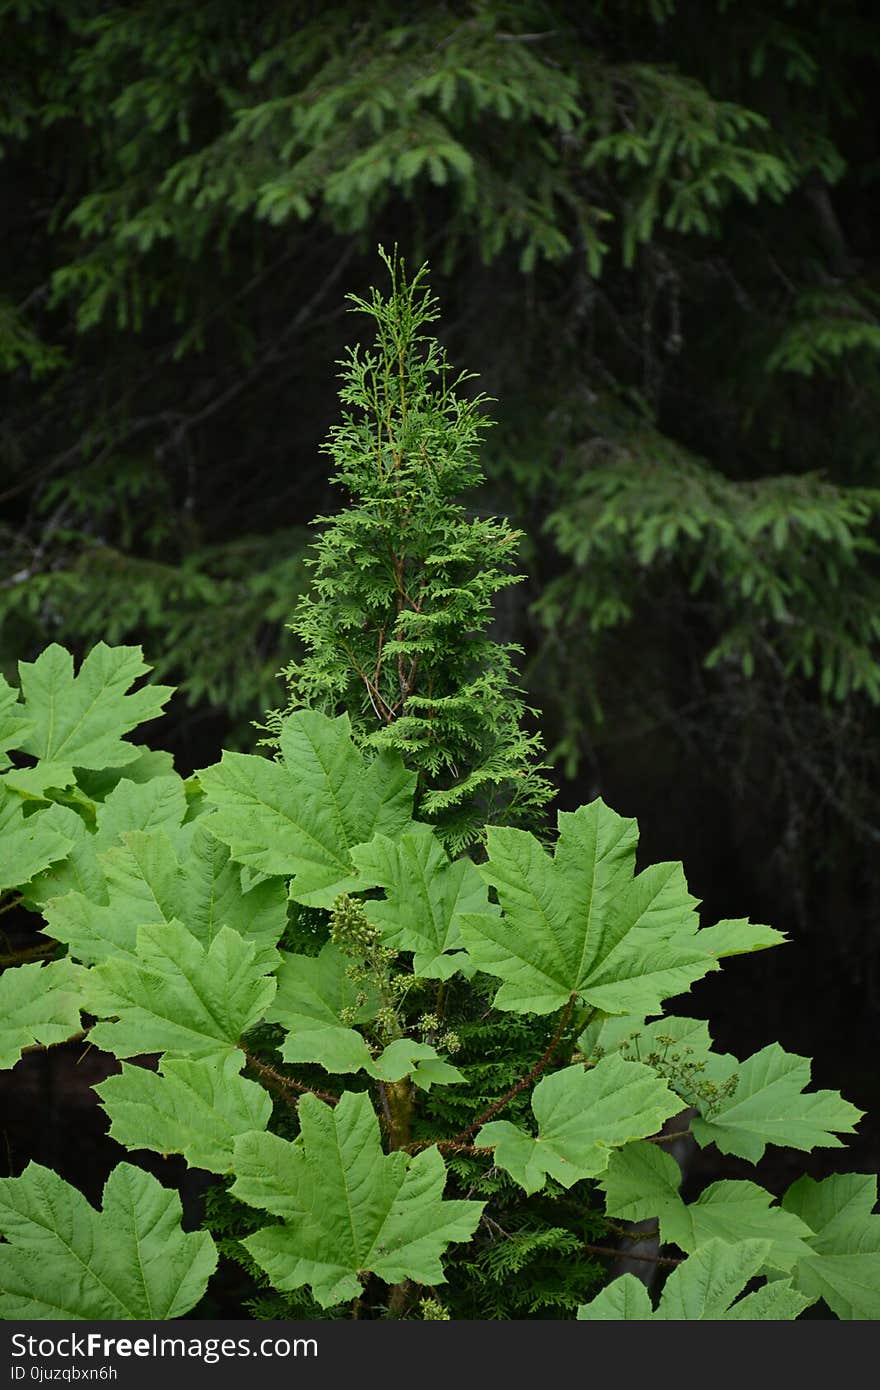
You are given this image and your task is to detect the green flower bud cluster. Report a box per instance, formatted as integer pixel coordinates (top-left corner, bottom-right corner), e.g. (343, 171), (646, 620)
(618, 1034), (740, 1113)
(417, 1013), (460, 1054)
(330, 893), (382, 956)
(375, 1004), (398, 1036)
(419, 1297), (450, 1320)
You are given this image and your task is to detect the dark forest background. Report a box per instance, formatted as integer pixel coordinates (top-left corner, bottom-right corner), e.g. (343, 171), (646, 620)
(2, 0), (879, 1208)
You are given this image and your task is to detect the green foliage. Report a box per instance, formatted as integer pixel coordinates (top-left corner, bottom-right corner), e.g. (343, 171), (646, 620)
(0, 635), (875, 1320)
(1, 251), (877, 1323)
(578, 1239), (811, 1321)
(477, 1055), (681, 1193)
(95, 1057), (273, 1175)
(230, 1092), (482, 1309)
(0, 958), (82, 1068)
(5, 6), (880, 1029)
(538, 411), (880, 741)
(458, 799), (780, 1016)
(0, 1162), (217, 1320)
(783, 1173), (880, 1320)
(268, 250), (554, 850)
(201, 708), (417, 901)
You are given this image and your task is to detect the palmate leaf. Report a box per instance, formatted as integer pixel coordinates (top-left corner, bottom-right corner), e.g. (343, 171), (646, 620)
(268, 945), (462, 1087)
(0, 1162), (216, 1319)
(231, 1092), (482, 1308)
(783, 1173), (880, 1319)
(477, 1055), (681, 1194)
(198, 709), (416, 906)
(458, 799), (768, 1016)
(14, 643), (173, 771)
(351, 823), (490, 978)
(690, 1042), (863, 1161)
(95, 1056), (272, 1174)
(578, 1240), (810, 1321)
(0, 960), (83, 1069)
(599, 1140), (814, 1271)
(0, 787), (71, 891)
(44, 824), (286, 970)
(84, 920), (276, 1062)
(22, 773), (189, 907)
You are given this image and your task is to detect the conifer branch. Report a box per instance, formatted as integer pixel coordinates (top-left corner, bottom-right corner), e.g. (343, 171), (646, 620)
(445, 994), (577, 1146)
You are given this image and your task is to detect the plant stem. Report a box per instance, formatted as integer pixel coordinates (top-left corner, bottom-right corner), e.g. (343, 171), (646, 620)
(582, 1243), (682, 1267)
(447, 994), (577, 1145)
(0, 940), (58, 966)
(242, 1052), (339, 1108)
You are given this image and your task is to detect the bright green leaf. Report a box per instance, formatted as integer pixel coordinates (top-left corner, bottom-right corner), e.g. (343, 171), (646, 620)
(0, 788), (72, 892)
(231, 1092), (482, 1307)
(95, 1056), (272, 1174)
(458, 800), (720, 1015)
(691, 1043), (863, 1161)
(85, 921), (276, 1062)
(478, 1054), (681, 1194)
(15, 644), (173, 770)
(352, 823), (489, 977)
(0, 1162), (216, 1319)
(784, 1172), (880, 1319)
(600, 1141), (813, 1270)
(0, 960), (83, 1069)
(199, 710), (416, 906)
(44, 825), (285, 970)
(578, 1240), (809, 1320)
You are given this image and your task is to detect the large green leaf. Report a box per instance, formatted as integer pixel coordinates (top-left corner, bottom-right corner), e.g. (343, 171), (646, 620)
(690, 1042), (863, 1161)
(458, 800), (735, 1015)
(231, 1092), (482, 1307)
(0, 1162), (216, 1319)
(22, 773), (189, 907)
(0, 787), (71, 891)
(14, 643), (173, 771)
(0, 960), (83, 1069)
(599, 1140), (813, 1271)
(578, 1240), (810, 1320)
(351, 824), (489, 978)
(783, 1172), (880, 1319)
(85, 920), (276, 1061)
(477, 1055), (681, 1194)
(95, 1056), (272, 1174)
(44, 824), (286, 970)
(198, 709), (416, 906)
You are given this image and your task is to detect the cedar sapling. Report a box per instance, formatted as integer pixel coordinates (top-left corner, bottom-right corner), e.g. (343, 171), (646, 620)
(265, 246), (555, 854)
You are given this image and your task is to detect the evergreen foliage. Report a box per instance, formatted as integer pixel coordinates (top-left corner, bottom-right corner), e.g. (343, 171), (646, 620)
(268, 250), (554, 849)
(1, 259), (877, 1322)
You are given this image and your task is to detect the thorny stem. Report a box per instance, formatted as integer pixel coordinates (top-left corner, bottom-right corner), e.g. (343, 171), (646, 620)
(243, 1052), (339, 1108)
(647, 1129), (692, 1145)
(0, 940), (57, 966)
(441, 995), (578, 1147)
(582, 1243), (682, 1267)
